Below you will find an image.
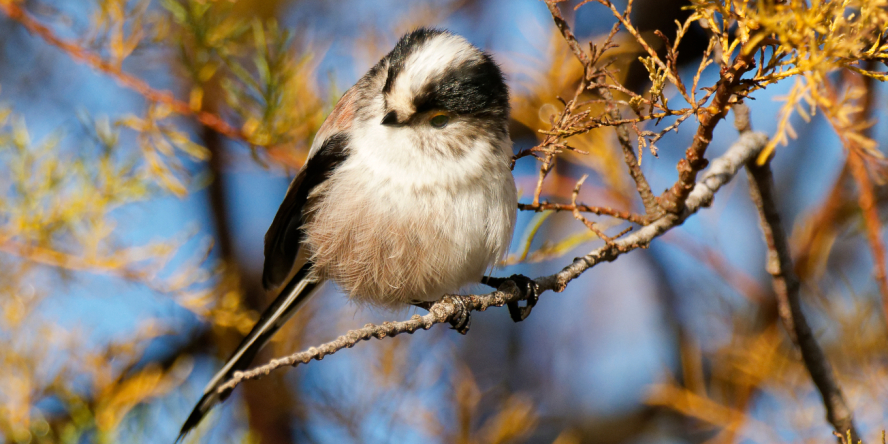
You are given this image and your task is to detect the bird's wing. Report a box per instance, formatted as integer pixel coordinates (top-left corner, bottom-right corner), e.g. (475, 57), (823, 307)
(177, 88), (359, 441)
(261, 132), (350, 290)
(262, 86), (358, 291)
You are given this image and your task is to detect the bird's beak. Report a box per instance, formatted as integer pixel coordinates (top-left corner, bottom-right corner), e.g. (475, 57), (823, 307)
(381, 110), (400, 126)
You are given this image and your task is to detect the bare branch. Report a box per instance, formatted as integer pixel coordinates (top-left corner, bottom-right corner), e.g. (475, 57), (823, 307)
(545, 0), (662, 219)
(746, 158), (862, 444)
(848, 149), (888, 321)
(570, 175), (606, 235)
(517, 202), (646, 225)
(544, 0), (591, 66)
(216, 130), (770, 395)
(658, 45), (758, 214)
(845, 65), (888, 324)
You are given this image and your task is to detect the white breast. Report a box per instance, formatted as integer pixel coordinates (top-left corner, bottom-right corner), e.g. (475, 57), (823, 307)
(302, 122), (516, 308)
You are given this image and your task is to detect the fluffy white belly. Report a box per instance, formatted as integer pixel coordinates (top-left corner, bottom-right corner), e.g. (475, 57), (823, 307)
(302, 147), (516, 307)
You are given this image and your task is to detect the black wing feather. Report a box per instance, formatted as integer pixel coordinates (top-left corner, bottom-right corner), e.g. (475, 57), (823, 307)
(262, 133), (350, 290)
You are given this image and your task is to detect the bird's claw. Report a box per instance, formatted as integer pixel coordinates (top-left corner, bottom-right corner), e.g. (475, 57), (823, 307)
(482, 274), (539, 322)
(411, 296), (472, 335)
(448, 295), (472, 334)
(505, 274), (539, 322)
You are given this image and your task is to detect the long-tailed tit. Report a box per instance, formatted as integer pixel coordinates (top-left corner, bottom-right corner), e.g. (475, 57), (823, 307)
(177, 28), (537, 441)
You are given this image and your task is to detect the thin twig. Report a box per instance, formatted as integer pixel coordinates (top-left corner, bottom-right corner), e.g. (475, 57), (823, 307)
(845, 64), (888, 324)
(848, 149), (888, 321)
(544, 0), (662, 220)
(517, 202), (646, 225)
(544, 0), (591, 66)
(595, 0), (691, 104)
(658, 44), (758, 214)
(593, 71), (663, 220)
(216, 130), (770, 395)
(530, 79), (588, 206)
(746, 159), (862, 444)
(0, 2), (248, 145)
(570, 175), (615, 241)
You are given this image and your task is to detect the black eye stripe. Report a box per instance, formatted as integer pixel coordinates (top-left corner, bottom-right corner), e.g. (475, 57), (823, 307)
(374, 29), (509, 125)
(411, 55), (509, 118)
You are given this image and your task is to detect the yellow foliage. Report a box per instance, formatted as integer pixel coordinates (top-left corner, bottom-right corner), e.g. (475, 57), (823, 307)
(0, 0), (886, 441)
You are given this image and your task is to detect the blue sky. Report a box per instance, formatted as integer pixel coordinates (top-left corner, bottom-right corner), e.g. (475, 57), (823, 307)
(2, 0), (887, 442)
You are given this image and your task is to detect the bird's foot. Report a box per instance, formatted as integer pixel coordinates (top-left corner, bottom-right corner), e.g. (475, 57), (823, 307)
(411, 296), (472, 335)
(446, 295), (472, 334)
(482, 274), (539, 322)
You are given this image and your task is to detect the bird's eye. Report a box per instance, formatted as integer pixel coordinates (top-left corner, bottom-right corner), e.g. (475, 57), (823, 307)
(429, 114), (450, 128)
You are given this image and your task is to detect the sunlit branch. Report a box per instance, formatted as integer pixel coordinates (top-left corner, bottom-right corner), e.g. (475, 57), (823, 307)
(846, 66), (888, 325)
(0, 236), (156, 280)
(544, 0), (662, 219)
(657, 43), (758, 214)
(812, 65), (888, 325)
(517, 201), (646, 225)
(0, 3), (246, 146)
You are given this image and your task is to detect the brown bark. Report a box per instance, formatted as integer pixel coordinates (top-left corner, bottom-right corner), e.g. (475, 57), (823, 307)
(746, 159), (861, 443)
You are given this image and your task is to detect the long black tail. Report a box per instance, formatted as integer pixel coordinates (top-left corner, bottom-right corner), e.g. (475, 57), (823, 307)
(176, 263), (320, 442)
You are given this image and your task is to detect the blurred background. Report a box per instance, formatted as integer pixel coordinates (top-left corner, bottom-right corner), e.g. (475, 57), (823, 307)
(0, 0), (886, 443)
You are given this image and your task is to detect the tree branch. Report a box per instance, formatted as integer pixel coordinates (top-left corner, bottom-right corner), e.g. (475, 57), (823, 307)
(216, 130), (770, 396)
(657, 44), (758, 214)
(0, 3), (253, 148)
(1, 2), (313, 170)
(848, 148), (888, 322)
(844, 64), (888, 325)
(746, 158), (861, 443)
(544, 0), (662, 219)
(517, 201), (646, 225)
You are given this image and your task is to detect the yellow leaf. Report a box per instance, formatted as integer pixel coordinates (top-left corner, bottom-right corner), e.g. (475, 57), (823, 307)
(189, 88), (204, 112)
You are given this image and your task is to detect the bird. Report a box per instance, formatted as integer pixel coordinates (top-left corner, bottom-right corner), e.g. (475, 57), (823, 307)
(176, 28), (533, 442)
